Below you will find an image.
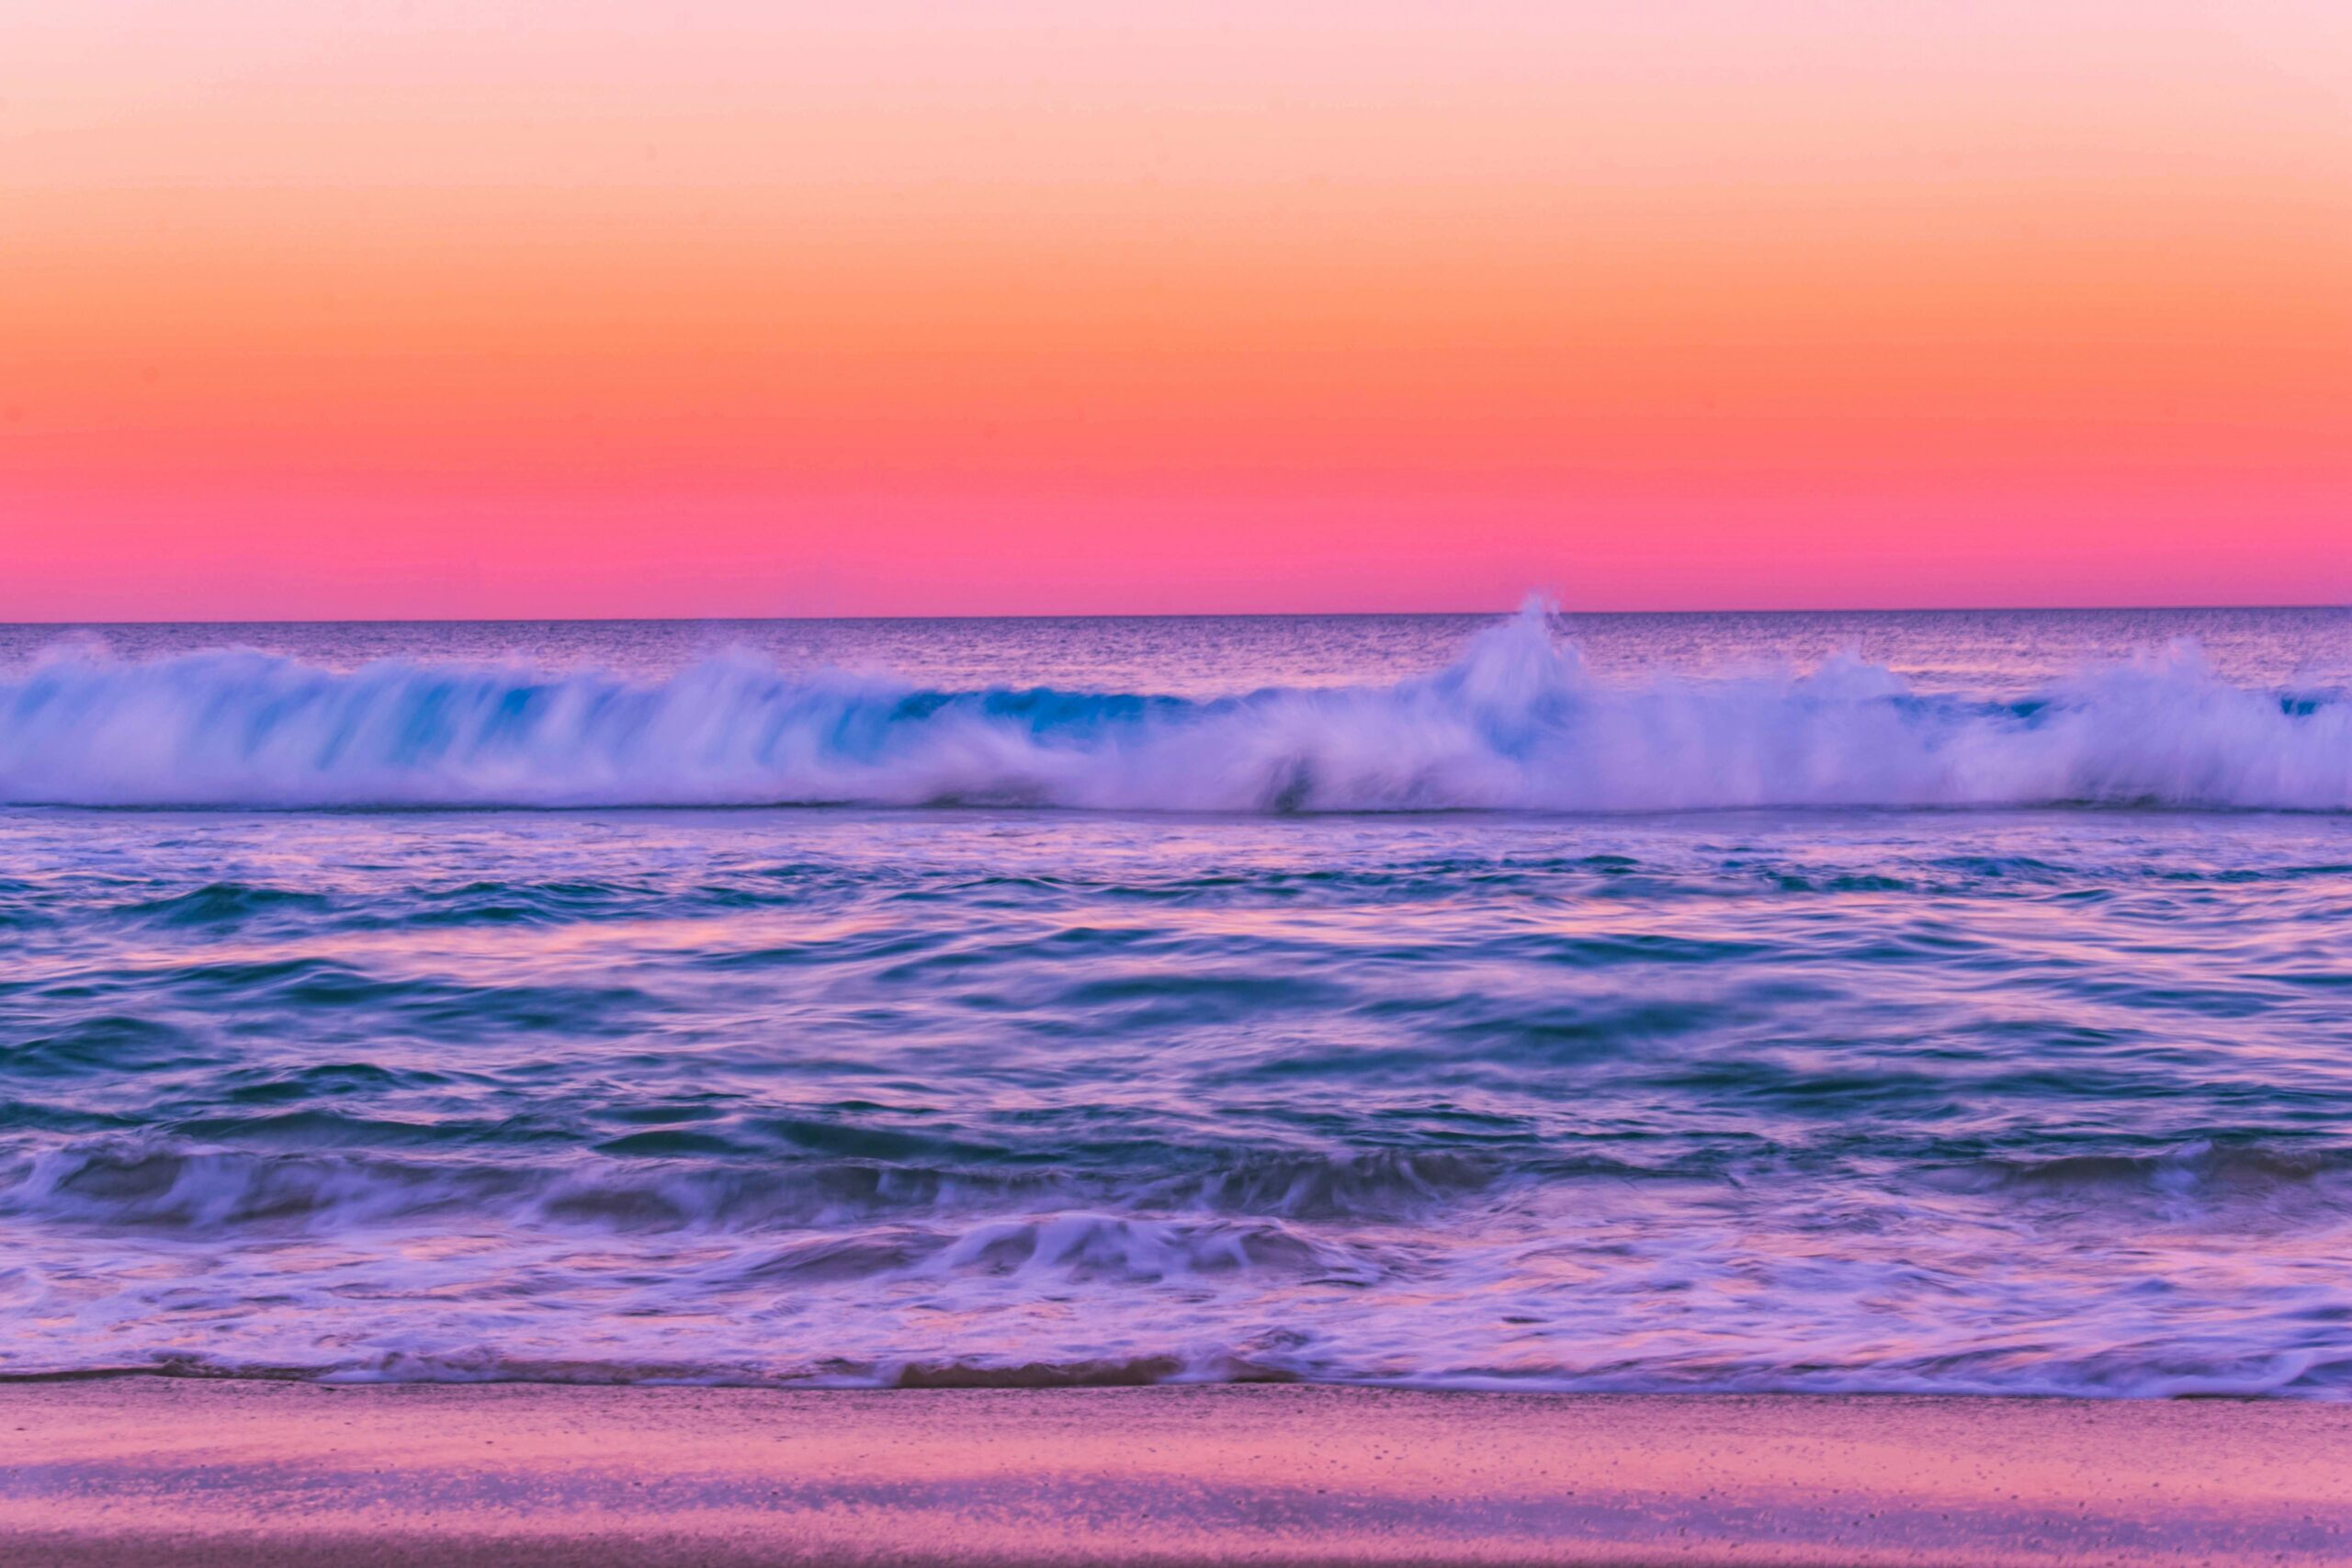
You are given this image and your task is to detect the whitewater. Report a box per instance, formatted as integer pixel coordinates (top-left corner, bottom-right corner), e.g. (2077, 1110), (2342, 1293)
(2, 605), (2349, 1396)
(4, 603), (2348, 811)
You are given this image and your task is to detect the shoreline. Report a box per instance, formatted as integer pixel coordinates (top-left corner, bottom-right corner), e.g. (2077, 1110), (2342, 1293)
(6, 1381), (2348, 1566)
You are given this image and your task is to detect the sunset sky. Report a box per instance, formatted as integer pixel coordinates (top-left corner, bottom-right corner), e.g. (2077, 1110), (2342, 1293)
(6, 2), (2349, 619)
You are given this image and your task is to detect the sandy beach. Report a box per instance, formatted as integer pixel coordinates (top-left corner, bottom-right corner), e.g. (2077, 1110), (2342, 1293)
(1, 1381), (2345, 1566)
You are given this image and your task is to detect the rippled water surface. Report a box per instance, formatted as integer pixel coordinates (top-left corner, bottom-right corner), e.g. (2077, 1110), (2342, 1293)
(2, 609), (2349, 1394)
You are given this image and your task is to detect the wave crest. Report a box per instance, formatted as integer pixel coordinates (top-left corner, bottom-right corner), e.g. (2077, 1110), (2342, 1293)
(4, 604), (2346, 811)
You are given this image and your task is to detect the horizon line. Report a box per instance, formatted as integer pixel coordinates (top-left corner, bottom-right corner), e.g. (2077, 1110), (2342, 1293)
(3, 603), (2347, 629)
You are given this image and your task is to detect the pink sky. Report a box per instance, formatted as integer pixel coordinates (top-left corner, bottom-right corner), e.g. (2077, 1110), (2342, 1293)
(5, 2), (2349, 617)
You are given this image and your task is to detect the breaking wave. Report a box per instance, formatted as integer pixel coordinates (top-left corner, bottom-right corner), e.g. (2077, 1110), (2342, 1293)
(3, 602), (2347, 811)
(9, 1137), (2347, 1396)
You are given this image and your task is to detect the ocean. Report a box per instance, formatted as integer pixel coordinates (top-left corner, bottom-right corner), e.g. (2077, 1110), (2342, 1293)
(2, 604), (2349, 1396)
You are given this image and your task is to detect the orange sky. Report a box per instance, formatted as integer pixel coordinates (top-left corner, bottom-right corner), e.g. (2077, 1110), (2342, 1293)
(5, 2), (2348, 617)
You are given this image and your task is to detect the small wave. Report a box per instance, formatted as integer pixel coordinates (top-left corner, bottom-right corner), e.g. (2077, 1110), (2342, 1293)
(1960, 1141), (2352, 1200)
(109, 882), (334, 928)
(0, 1142), (1513, 1235)
(1136, 1150), (1498, 1221)
(3, 601), (2346, 811)
(6, 1136), (2348, 1398)
(0, 1016), (218, 1079)
(3, 1144), (1023, 1234)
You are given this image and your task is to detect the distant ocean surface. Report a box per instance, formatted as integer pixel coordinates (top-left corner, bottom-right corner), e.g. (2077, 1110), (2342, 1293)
(3, 606), (2350, 1396)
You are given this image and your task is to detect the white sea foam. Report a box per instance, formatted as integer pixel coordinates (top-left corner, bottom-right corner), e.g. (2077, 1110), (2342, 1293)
(2, 603), (2346, 810)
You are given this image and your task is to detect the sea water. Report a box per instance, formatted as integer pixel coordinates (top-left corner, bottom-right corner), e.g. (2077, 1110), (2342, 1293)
(2, 604), (2348, 1394)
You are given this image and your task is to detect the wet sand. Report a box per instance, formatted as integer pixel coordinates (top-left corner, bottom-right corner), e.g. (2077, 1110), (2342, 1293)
(2, 1381), (2346, 1566)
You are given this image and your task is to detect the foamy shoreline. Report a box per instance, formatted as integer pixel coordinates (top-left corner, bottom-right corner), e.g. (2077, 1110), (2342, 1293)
(4, 1381), (2346, 1566)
